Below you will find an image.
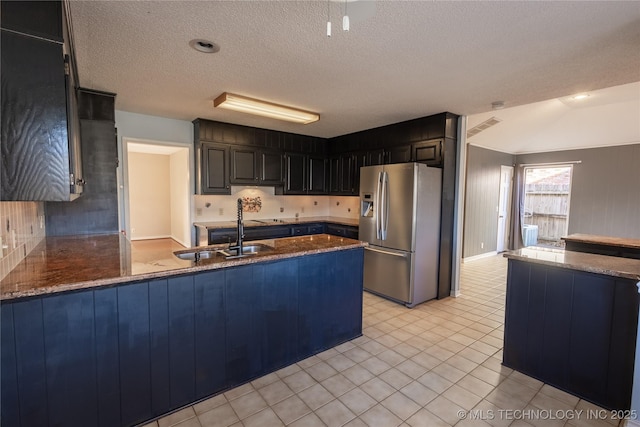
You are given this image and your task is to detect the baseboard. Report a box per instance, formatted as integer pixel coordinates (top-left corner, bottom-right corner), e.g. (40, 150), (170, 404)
(623, 419), (640, 427)
(171, 236), (190, 248)
(450, 289), (461, 297)
(462, 251), (498, 263)
(131, 235), (172, 241)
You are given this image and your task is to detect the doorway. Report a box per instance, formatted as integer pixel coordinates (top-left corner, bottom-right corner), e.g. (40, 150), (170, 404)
(496, 165), (513, 252)
(124, 139), (191, 247)
(522, 165), (573, 247)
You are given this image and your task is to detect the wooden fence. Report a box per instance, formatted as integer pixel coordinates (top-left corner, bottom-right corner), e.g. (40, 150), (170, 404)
(523, 191), (569, 241)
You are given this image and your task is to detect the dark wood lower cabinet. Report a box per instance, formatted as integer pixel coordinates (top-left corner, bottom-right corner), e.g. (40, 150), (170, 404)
(202, 223), (357, 245)
(503, 259), (639, 410)
(0, 249), (364, 427)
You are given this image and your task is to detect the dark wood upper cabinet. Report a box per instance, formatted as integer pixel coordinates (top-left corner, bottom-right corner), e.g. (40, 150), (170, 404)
(367, 149), (385, 166)
(1, 0), (83, 201)
(260, 150), (284, 184)
(283, 154), (327, 195)
(230, 147), (258, 184)
(329, 157), (340, 193)
(1, 31), (70, 201)
(413, 139), (443, 166)
(1, 0), (63, 42)
(200, 143), (230, 194)
(329, 154), (358, 195)
(285, 153), (307, 193)
(193, 119), (326, 194)
(384, 145), (412, 164)
(308, 156), (327, 194)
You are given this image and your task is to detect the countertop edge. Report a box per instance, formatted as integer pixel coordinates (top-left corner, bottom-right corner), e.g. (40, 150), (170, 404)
(1, 240), (367, 301)
(561, 233), (640, 250)
(503, 251), (640, 281)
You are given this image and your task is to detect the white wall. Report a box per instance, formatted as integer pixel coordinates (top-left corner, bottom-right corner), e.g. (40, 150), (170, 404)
(128, 152), (171, 239)
(170, 149), (191, 246)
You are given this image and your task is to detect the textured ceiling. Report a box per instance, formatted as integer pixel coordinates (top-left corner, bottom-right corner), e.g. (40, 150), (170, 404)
(69, 1), (640, 139)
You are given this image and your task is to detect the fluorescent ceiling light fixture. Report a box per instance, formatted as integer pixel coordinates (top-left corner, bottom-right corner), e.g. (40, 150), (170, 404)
(571, 93), (590, 100)
(214, 92), (320, 124)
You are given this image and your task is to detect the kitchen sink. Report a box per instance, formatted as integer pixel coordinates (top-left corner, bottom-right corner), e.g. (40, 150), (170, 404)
(217, 243), (273, 259)
(174, 250), (217, 261)
(174, 243), (273, 261)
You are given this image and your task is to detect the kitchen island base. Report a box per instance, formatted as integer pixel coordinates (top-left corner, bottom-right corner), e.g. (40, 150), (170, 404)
(1, 248), (364, 427)
(503, 257), (639, 411)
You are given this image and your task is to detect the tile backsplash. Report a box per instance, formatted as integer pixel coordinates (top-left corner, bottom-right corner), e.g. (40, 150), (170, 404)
(0, 202), (46, 281)
(194, 187), (359, 222)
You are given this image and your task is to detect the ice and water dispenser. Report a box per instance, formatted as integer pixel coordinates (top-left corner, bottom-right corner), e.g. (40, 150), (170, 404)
(361, 193), (374, 218)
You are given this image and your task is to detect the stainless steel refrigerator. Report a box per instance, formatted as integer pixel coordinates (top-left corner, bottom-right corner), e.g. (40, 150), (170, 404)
(359, 162), (442, 307)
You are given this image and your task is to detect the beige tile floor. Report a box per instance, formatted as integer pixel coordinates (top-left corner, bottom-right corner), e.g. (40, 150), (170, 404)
(141, 255), (624, 427)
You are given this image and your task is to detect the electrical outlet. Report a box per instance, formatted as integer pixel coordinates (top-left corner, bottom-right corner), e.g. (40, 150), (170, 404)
(196, 208), (203, 216)
(314, 201), (318, 206)
(132, 228), (136, 234)
(219, 208), (224, 215)
(301, 207), (305, 213)
(280, 207), (284, 213)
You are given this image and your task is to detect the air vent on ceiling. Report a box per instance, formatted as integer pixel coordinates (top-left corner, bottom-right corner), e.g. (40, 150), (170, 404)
(466, 116), (502, 139)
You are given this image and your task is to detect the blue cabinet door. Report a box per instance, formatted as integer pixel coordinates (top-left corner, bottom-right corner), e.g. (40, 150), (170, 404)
(149, 279), (171, 416)
(118, 282), (152, 426)
(13, 299), (48, 426)
(94, 287), (121, 426)
(1, 304), (19, 426)
(258, 259), (299, 372)
(225, 267), (263, 383)
(43, 292), (98, 427)
(194, 270), (226, 397)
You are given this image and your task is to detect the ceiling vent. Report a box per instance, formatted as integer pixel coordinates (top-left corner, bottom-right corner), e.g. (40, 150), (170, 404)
(466, 116), (502, 139)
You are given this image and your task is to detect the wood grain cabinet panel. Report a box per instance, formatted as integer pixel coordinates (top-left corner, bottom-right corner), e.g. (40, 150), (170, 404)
(1, 31), (70, 201)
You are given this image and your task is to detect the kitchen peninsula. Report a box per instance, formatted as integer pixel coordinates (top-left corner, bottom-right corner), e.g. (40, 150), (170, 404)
(503, 247), (640, 411)
(1, 233), (366, 427)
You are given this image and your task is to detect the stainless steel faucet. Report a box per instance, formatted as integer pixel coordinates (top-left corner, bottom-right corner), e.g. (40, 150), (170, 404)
(229, 198), (244, 255)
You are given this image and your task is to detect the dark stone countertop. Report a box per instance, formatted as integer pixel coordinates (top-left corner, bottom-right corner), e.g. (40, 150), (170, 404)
(194, 216), (359, 229)
(504, 247), (640, 281)
(0, 233), (366, 301)
(561, 233), (640, 250)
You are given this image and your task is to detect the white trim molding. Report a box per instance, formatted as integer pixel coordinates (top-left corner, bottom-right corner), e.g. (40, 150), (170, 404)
(462, 251), (498, 263)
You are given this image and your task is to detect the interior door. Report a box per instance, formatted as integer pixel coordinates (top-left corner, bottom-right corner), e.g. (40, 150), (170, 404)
(497, 165), (513, 252)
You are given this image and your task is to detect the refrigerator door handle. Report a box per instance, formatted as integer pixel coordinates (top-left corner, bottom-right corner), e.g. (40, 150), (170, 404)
(375, 171), (382, 239)
(365, 246), (409, 258)
(381, 171), (389, 240)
